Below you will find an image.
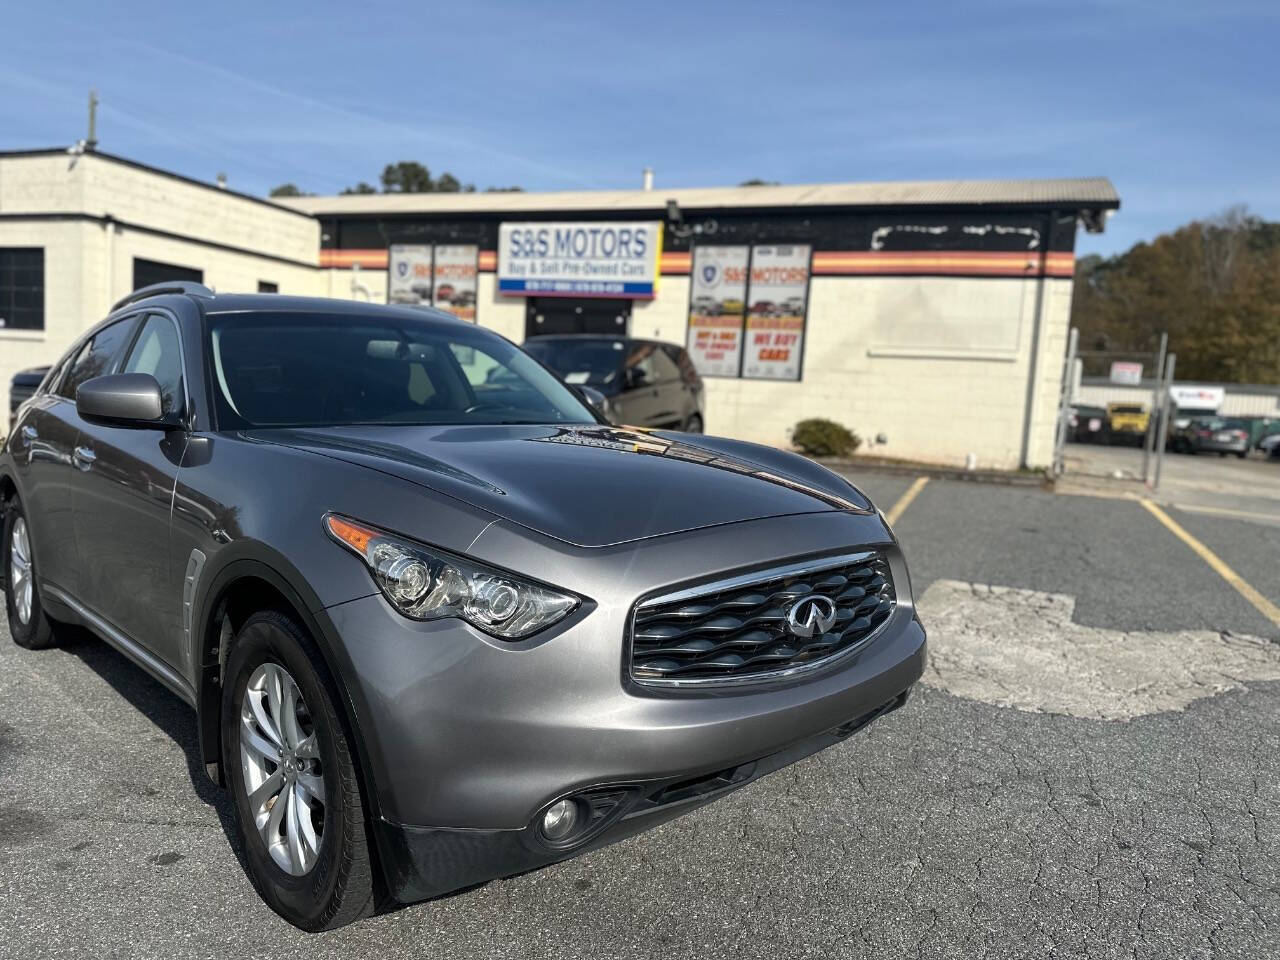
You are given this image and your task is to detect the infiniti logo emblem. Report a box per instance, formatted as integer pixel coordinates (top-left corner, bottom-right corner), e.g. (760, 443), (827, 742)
(786, 594), (837, 639)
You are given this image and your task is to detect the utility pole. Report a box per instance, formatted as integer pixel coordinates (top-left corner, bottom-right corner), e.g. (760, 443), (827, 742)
(1142, 331), (1168, 485)
(1152, 353), (1176, 491)
(1052, 327), (1079, 476)
(86, 89), (99, 151)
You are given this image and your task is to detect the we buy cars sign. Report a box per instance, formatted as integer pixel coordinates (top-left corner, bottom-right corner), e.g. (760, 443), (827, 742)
(498, 222), (662, 298)
(741, 245), (811, 381)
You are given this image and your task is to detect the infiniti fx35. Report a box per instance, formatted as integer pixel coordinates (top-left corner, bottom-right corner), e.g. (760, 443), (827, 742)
(1, 284), (926, 930)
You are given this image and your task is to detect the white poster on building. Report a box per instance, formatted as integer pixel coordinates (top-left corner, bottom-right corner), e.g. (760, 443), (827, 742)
(1109, 361), (1143, 385)
(388, 245), (433, 306)
(432, 245), (478, 321)
(497, 222), (662, 298)
(742, 244), (810, 381)
(686, 246), (749, 377)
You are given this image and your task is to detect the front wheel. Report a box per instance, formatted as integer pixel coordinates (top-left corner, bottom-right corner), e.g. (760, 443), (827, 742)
(683, 414), (704, 434)
(3, 498), (59, 650)
(222, 610), (376, 930)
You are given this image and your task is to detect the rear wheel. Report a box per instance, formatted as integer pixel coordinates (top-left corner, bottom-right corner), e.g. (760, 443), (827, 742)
(221, 610), (375, 930)
(3, 498), (58, 650)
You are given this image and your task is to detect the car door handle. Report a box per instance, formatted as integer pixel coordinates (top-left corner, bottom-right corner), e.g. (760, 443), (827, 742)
(20, 425), (37, 441)
(73, 445), (97, 470)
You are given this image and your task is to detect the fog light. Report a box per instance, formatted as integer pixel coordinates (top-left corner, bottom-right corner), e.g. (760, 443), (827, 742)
(541, 799), (580, 842)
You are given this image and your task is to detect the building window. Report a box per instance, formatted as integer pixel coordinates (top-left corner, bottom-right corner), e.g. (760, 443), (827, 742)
(258, 280), (278, 293)
(0, 248), (45, 331)
(133, 258), (203, 291)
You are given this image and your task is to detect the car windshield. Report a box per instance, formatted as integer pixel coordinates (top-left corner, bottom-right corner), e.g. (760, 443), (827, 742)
(1112, 405), (1144, 414)
(522, 337), (626, 393)
(207, 312), (597, 428)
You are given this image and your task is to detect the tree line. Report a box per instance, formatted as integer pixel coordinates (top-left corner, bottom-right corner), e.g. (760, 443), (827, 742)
(1071, 207), (1280, 384)
(270, 161), (522, 198)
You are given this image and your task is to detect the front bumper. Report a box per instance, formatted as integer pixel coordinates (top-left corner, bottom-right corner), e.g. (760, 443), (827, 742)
(320, 509), (926, 902)
(1195, 439), (1248, 453)
(372, 683), (916, 902)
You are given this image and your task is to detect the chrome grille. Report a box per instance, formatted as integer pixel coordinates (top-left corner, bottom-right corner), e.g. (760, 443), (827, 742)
(629, 552), (896, 686)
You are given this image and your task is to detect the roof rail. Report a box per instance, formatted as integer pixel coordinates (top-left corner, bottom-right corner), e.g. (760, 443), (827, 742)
(111, 281), (215, 314)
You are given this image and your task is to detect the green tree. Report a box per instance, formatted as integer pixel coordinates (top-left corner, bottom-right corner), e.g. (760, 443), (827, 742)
(380, 161), (435, 193)
(268, 182), (307, 197)
(341, 181), (378, 195)
(739, 178), (779, 187)
(1070, 207), (1280, 383)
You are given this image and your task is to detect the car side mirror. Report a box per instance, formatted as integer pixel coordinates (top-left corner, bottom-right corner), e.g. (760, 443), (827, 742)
(76, 373), (169, 428)
(569, 384), (611, 422)
(624, 367), (646, 390)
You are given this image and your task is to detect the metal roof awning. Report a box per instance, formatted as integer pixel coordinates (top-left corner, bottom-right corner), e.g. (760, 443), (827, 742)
(277, 176), (1120, 218)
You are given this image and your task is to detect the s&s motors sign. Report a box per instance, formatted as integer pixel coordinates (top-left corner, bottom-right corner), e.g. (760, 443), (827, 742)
(498, 222), (662, 299)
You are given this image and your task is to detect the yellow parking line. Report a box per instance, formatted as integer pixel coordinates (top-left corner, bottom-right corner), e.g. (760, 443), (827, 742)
(1139, 498), (1280, 628)
(885, 476), (930, 527)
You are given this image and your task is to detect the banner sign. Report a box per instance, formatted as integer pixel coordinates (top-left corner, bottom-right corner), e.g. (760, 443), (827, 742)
(1109, 361), (1143, 386)
(1169, 385), (1225, 410)
(686, 246), (749, 377)
(742, 244), (810, 381)
(432, 245), (478, 321)
(497, 222), (662, 298)
(388, 245), (433, 306)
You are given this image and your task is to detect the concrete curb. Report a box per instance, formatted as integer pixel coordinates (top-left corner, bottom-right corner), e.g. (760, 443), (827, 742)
(816, 456), (1051, 488)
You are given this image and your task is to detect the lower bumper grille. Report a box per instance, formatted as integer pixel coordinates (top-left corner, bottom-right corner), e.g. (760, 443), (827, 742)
(629, 551), (896, 686)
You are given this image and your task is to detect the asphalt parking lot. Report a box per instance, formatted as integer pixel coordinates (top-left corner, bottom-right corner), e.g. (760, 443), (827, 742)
(3, 472), (1279, 959)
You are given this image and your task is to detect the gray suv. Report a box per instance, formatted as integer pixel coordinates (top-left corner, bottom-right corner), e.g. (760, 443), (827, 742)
(1, 284), (925, 930)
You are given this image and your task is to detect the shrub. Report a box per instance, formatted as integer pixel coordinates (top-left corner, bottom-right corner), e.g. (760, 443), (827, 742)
(791, 418), (861, 458)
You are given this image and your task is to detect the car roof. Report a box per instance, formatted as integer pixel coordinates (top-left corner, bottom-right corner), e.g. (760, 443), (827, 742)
(200, 293), (461, 323)
(110, 290), (470, 332)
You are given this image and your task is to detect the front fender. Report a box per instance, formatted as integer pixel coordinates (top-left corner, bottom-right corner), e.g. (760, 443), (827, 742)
(190, 550), (388, 827)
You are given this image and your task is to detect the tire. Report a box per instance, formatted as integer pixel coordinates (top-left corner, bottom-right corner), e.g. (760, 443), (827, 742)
(221, 610), (376, 930)
(684, 414), (704, 434)
(3, 496), (59, 650)
(1236, 451), (1247, 459)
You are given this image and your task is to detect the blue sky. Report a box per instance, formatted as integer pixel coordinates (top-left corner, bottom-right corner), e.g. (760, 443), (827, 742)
(1, 0), (1275, 256)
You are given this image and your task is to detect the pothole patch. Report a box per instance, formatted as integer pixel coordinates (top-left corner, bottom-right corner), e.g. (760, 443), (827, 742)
(917, 579), (1280, 720)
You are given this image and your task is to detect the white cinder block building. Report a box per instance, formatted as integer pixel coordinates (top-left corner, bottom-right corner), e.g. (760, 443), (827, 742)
(0, 147), (1118, 469)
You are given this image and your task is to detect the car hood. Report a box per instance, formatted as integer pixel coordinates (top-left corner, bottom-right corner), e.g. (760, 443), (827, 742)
(247, 424), (870, 548)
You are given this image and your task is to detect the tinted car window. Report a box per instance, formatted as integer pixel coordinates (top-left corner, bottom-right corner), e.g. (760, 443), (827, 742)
(58, 317), (137, 400)
(523, 337), (626, 393)
(122, 313), (185, 416)
(662, 344), (699, 385)
(625, 341), (679, 386)
(641, 344), (681, 383)
(208, 312), (595, 428)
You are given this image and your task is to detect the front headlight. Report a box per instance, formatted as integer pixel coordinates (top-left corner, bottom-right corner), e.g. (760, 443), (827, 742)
(324, 514), (579, 639)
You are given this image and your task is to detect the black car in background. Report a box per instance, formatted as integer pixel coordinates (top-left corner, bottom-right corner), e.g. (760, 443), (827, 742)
(1068, 404), (1107, 443)
(8, 366), (50, 434)
(523, 335), (705, 432)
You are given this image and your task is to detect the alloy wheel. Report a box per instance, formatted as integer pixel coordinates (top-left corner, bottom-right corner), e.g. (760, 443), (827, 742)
(239, 662), (326, 876)
(9, 517), (33, 626)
